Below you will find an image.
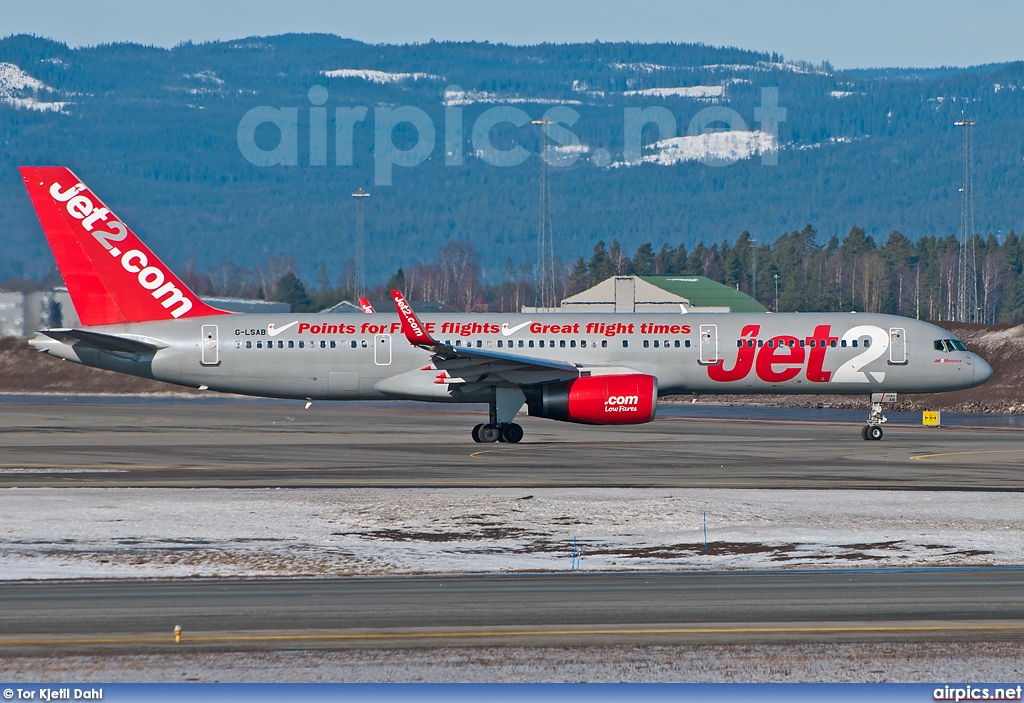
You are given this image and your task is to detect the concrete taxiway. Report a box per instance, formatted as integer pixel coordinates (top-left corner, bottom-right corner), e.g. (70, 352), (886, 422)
(0, 398), (1021, 489)
(0, 570), (1022, 652)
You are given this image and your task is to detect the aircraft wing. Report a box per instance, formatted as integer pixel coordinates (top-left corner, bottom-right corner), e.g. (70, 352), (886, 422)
(390, 290), (580, 386)
(40, 328), (164, 355)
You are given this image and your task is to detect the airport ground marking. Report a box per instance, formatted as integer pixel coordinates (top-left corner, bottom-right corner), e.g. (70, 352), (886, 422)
(909, 449), (1024, 463)
(6, 623), (1024, 648)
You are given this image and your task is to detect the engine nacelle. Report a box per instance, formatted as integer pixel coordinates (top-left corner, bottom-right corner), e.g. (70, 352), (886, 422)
(526, 374), (658, 425)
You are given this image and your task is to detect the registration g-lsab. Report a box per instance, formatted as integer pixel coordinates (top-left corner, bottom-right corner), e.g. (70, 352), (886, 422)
(21, 167), (992, 444)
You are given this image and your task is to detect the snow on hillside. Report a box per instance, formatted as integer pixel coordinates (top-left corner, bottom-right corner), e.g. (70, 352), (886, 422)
(610, 62), (673, 72)
(0, 63), (48, 93)
(0, 62), (66, 113)
(624, 85), (724, 99)
(444, 88), (582, 106)
(322, 68), (441, 84)
(613, 130), (776, 167)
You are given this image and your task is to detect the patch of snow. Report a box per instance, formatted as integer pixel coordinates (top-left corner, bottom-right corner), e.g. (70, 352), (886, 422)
(794, 136), (860, 151)
(184, 71), (224, 85)
(0, 63), (49, 94)
(322, 69), (442, 84)
(0, 62), (66, 113)
(2, 487), (1019, 580)
(613, 130), (775, 167)
(1, 97), (67, 113)
(624, 85), (724, 99)
(610, 62), (673, 72)
(444, 88), (581, 107)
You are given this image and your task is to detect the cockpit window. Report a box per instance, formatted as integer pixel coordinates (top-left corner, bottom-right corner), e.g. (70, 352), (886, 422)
(935, 339), (969, 353)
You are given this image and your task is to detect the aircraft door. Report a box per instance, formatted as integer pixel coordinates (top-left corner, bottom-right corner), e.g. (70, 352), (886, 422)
(889, 327), (907, 364)
(201, 324), (219, 366)
(699, 324), (719, 365)
(374, 334), (392, 365)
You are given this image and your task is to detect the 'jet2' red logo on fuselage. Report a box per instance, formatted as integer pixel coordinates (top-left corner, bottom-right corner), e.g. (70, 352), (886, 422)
(708, 324), (838, 384)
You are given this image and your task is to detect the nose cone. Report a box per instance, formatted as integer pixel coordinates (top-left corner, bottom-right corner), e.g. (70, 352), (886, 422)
(973, 355), (993, 386)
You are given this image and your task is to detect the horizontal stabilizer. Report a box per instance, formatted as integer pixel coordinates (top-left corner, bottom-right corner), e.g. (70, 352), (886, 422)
(40, 328), (163, 355)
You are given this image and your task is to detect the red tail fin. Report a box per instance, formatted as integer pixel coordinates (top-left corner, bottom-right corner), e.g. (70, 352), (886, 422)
(358, 297), (376, 314)
(390, 290), (435, 347)
(20, 166), (227, 326)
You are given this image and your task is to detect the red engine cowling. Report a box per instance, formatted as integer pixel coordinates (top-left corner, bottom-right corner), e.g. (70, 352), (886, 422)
(526, 374), (658, 425)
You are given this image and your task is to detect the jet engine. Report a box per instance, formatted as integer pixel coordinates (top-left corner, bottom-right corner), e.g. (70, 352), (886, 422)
(526, 374), (658, 425)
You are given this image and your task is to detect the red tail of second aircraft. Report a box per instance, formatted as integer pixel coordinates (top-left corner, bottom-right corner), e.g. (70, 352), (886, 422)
(20, 166), (227, 327)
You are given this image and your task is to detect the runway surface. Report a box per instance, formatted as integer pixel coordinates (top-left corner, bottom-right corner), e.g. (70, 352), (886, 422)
(1, 570), (1022, 652)
(0, 398), (1022, 489)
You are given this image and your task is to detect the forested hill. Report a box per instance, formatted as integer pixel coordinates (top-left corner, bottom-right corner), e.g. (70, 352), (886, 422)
(2, 33), (1023, 292)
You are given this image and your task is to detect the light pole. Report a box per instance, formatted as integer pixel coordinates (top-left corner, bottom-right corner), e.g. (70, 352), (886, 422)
(773, 274), (779, 312)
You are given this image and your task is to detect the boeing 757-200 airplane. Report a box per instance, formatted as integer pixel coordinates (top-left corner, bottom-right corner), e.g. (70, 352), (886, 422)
(20, 167), (992, 443)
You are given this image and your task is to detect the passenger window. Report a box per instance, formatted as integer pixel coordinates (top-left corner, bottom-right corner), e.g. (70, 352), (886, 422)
(830, 340), (837, 347)
(560, 340), (566, 348)
(320, 340), (326, 349)
(808, 340), (815, 348)
(529, 340), (534, 348)
(581, 340), (586, 348)
(549, 340), (554, 347)
(864, 339), (870, 348)
(539, 340), (545, 348)
(299, 341), (305, 348)
(350, 340), (356, 348)
(519, 340), (525, 348)
(736, 340), (743, 348)
(246, 341), (252, 349)
(601, 340), (608, 348)
(799, 339), (806, 348)
(330, 340), (336, 348)
(685, 340), (691, 348)
(757, 339), (763, 347)
(497, 340), (503, 348)
(841, 340), (847, 348)
(361, 340), (367, 348)
(256, 341), (262, 348)
(852, 340), (858, 348)
(476, 340), (482, 348)
(456, 340), (462, 346)
(622, 340), (628, 348)
(570, 340), (576, 348)
(643, 340), (650, 348)
(674, 340), (680, 348)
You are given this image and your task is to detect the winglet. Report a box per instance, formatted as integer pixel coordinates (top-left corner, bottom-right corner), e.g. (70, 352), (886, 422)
(358, 297), (376, 314)
(391, 290), (435, 347)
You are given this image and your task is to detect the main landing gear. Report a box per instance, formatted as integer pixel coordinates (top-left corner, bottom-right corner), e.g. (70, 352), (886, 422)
(471, 387), (527, 444)
(472, 422), (524, 444)
(862, 392), (895, 441)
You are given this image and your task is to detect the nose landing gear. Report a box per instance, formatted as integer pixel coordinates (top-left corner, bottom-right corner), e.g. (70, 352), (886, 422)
(862, 392), (895, 440)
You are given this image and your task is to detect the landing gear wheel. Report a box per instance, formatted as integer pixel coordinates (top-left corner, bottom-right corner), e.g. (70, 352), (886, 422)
(500, 423), (524, 444)
(861, 425), (869, 441)
(868, 425), (883, 441)
(471, 423), (484, 443)
(478, 424), (501, 443)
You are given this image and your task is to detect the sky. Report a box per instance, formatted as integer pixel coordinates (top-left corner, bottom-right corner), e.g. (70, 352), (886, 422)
(4, 0), (1024, 70)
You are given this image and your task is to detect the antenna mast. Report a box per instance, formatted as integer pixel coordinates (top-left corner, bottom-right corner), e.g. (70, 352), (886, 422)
(954, 117), (977, 323)
(351, 188), (370, 297)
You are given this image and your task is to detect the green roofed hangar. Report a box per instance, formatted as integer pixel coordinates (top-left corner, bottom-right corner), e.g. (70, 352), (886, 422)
(537, 275), (767, 314)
